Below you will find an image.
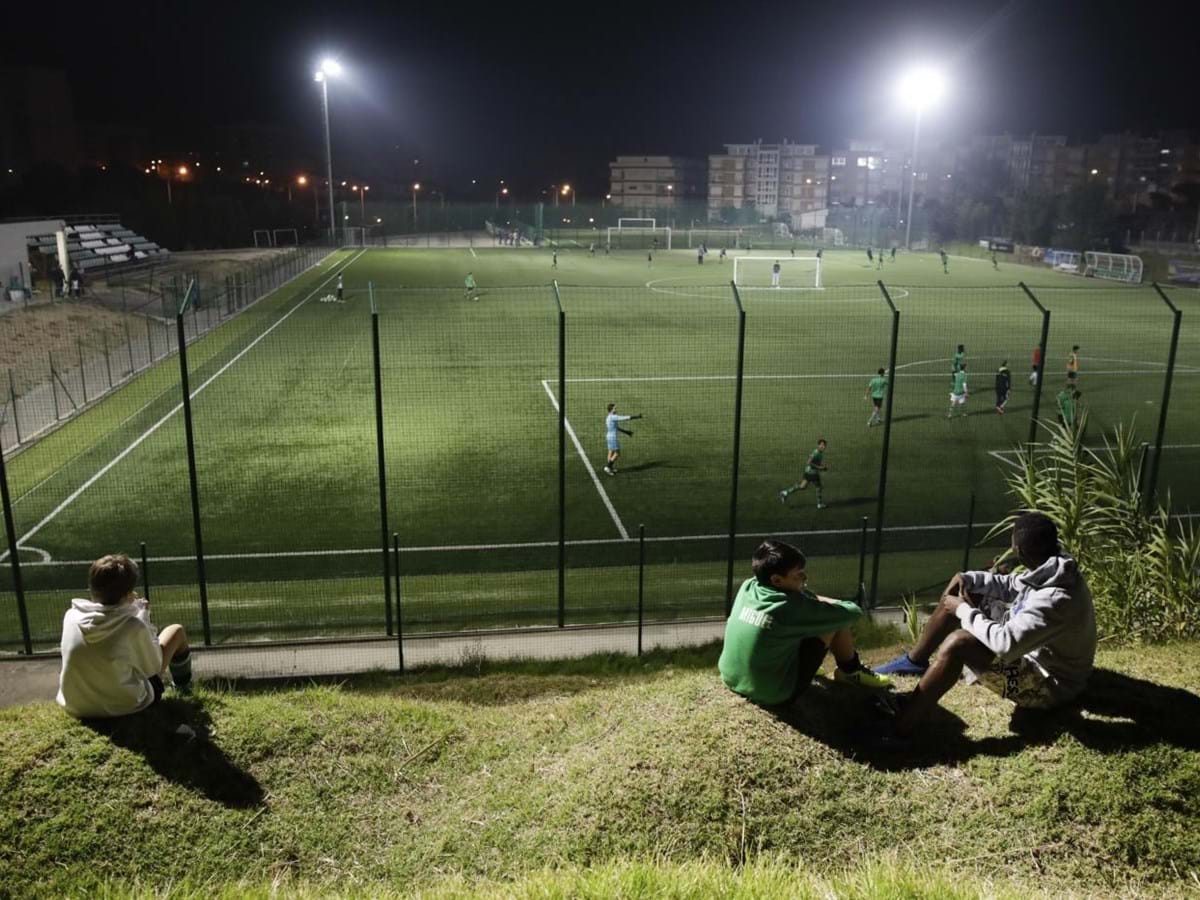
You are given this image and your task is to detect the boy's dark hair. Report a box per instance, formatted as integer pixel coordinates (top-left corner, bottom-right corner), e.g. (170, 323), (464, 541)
(606, 402), (616, 412)
(89, 554), (139, 606)
(1012, 513), (1060, 564)
(957, 344), (965, 352)
(752, 539), (806, 586)
(1072, 345), (1080, 351)
(817, 437), (827, 446)
(877, 367), (885, 376)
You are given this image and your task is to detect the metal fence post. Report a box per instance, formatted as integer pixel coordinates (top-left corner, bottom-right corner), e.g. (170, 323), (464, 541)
(175, 285), (211, 646)
(869, 281), (901, 609)
(637, 523), (645, 656)
(1148, 284), (1182, 513)
(0, 434), (31, 654)
(856, 516), (869, 603)
(8, 369), (20, 445)
(724, 282), (747, 616)
(552, 282), (566, 627)
(77, 337), (87, 404)
(394, 532), (403, 673)
(370, 283), (394, 635)
(962, 492), (976, 573)
(146, 316), (154, 361)
(1020, 282), (1051, 449)
(102, 332), (113, 389)
(49, 352), (61, 420)
(141, 541), (151, 603)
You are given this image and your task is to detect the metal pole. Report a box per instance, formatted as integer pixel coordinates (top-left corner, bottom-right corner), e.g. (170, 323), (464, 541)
(370, 283), (394, 635)
(904, 106), (922, 250)
(856, 516), (869, 603)
(553, 282), (566, 627)
(0, 433), (31, 654)
(8, 369), (20, 445)
(140, 541), (151, 604)
(175, 301), (210, 645)
(77, 337), (87, 404)
(321, 78), (336, 244)
(869, 281), (901, 608)
(637, 523), (645, 657)
(962, 492), (976, 573)
(49, 352), (60, 420)
(103, 332), (113, 388)
(1136, 442), (1151, 498)
(146, 316), (154, 361)
(1020, 282), (1051, 449)
(1147, 284), (1182, 512)
(724, 282), (747, 616)
(394, 532), (404, 673)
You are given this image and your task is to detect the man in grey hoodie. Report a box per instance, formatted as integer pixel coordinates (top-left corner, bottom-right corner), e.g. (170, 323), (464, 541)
(57, 554), (193, 719)
(876, 512), (1096, 738)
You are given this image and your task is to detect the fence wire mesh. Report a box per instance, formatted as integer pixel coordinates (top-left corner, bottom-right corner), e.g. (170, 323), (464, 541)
(0, 257), (1192, 678)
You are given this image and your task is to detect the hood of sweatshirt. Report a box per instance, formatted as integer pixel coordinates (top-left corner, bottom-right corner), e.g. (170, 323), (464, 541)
(69, 597), (140, 643)
(1017, 554), (1078, 593)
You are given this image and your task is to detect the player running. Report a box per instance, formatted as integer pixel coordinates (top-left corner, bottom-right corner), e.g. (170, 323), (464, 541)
(951, 344), (966, 385)
(336, 274), (345, 302)
(1067, 345), (1080, 384)
(719, 248), (728, 264)
(867, 247), (874, 264)
(1056, 384), (1077, 427)
(947, 363), (969, 418)
(780, 439), (829, 510)
(771, 260), (782, 288)
(698, 245), (705, 265)
(890, 246), (896, 261)
(552, 249), (558, 269)
(992, 251), (1000, 271)
(940, 249), (949, 274)
(603, 403), (643, 475)
(647, 250), (653, 268)
(865, 367), (889, 427)
(1030, 344), (1042, 386)
(463, 272), (478, 301)
(994, 361), (1012, 414)
(589, 242), (596, 257)
(877, 249), (884, 270)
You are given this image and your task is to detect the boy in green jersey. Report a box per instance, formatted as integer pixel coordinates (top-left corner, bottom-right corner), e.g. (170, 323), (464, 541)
(1056, 384), (1076, 427)
(865, 367), (888, 427)
(463, 272), (478, 301)
(947, 364), (969, 418)
(951, 343), (966, 385)
(940, 249), (949, 274)
(780, 439), (829, 509)
(719, 539), (892, 706)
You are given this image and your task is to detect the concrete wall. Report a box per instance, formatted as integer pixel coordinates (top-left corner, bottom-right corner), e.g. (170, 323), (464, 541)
(0, 219), (63, 296)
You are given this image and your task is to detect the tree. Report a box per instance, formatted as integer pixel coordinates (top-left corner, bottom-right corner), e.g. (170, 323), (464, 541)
(1056, 182), (1120, 252)
(1009, 190), (1057, 245)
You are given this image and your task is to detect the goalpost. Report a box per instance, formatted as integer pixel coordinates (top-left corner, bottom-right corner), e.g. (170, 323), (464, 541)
(606, 219), (672, 250)
(1084, 251), (1143, 284)
(732, 256), (822, 289)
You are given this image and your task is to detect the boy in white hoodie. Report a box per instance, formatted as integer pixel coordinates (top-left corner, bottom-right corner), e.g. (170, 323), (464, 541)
(57, 554), (193, 719)
(876, 512), (1096, 739)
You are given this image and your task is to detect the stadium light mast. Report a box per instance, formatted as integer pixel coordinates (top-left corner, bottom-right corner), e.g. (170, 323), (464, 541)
(896, 66), (945, 250)
(314, 58), (342, 244)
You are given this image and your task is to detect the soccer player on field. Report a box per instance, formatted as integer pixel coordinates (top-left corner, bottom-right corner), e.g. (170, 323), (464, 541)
(463, 272), (478, 301)
(816, 248), (823, 260)
(1030, 345), (1042, 386)
(771, 260), (782, 288)
(552, 249), (558, 269)
(698, 246), (705, 265)
(940, 249), (949, 274)
(647, 250), (653, 268)
(589, 242), (596, 257)
(790, 245), (796, 258)
(995, 361), (1011, 414)
(992, 251), (1000, 271)
(780, 439), (829, 510)
(877, 250), (884, 270)
(947, 363), (969, 418)
(951, 344), (966, 385)
(336, 274), (344, 302)
(719, 248), (727, 263)
(1067, 345), (1080, 384)
(603, 403), (642, 475)
(865, 367), (888, 427)
(890, 246), (896, 261)
(867, 247), (874, 264)
(1056, 384), (1076, 427)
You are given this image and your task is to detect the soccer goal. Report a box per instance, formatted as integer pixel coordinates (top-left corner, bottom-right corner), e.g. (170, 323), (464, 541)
(606, 224), (672, 250)
(732, 256), (822, 289)
(1168, 258), (1200, 285)
(1084, 251), (1143, 284)
(1044, 248), (1081, 273)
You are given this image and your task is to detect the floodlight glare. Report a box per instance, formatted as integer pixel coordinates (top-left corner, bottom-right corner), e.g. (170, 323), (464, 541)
(321, 59), (342, 77)
(896, 66), (946, 108)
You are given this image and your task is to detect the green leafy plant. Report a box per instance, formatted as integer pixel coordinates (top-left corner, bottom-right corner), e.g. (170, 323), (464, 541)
(989, 414), (1200, 642)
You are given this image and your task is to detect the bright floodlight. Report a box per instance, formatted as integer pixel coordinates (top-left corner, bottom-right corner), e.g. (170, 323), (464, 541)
(321, 59), (342, 76)
(896, 66), (946, 108)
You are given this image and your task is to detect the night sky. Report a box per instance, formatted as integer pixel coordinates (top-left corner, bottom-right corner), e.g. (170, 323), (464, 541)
(12, 0), (1198, 195)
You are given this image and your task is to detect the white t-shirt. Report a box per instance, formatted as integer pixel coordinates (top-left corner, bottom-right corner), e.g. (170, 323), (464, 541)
(57, 598), (163, 718)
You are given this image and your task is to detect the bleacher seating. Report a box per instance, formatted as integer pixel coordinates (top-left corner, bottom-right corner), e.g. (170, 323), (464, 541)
(26, 220), (169, 275)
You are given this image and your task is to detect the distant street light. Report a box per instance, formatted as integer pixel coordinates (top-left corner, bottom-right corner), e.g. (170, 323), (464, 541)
(495, 185), (509, 209)
(298, 175), (318, 224)
(561, 183), (575, 207)
(314, 58), (343, 242)
(896, 65), (946, 250)
(603, 193), (611, 208)
(412, 182), (421, 227)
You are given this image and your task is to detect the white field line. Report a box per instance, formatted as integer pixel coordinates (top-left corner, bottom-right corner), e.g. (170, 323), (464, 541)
(539, 380), (629, 540)
(469, 247), (478, 259)
(3, 249), (368, 559)
(556, 367), (1199, 384)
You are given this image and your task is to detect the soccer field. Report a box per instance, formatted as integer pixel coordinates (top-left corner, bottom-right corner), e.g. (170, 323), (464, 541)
(3, 245), (1198, 649)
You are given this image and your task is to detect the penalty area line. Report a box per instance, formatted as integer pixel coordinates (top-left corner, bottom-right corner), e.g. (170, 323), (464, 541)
(540, 380), (629, 540)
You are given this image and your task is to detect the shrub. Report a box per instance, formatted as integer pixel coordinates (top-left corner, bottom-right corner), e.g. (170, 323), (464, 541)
(990, 415), (1200, 642)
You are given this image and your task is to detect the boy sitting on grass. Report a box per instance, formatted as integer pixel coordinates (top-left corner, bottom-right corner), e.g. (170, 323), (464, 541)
(719, 539), (891, 706)
(876, 512), (1096, 741)
(57, 554), (193, 719)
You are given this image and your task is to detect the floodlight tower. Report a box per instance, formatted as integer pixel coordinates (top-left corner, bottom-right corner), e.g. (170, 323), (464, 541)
(896, 66), (945, 250)
(314, 58), (342, 244)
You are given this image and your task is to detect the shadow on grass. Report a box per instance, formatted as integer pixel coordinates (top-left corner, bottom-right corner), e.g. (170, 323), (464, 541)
(84, 700), (264, 809)
(767, 666), (1200, 770)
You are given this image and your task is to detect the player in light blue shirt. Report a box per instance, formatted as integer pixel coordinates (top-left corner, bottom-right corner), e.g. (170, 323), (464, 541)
(604, 403), (643, 475)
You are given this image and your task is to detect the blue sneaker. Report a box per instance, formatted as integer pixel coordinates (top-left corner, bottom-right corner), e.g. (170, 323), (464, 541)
(875, 653), (928, 676)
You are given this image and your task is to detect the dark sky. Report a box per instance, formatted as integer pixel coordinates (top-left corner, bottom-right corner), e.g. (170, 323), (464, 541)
(13, 0), (1199, 196)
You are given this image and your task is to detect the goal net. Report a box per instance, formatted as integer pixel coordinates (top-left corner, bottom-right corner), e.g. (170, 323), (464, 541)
(606, 225), (672, 250)
(1084, 251), (1143, 284)
(732, 256), (822, 289)
(1043, 248), (1081, 273)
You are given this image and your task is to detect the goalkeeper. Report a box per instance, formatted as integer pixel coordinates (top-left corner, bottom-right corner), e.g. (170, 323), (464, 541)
(463, 272), (478, 301)
(603, 402), (643, 476)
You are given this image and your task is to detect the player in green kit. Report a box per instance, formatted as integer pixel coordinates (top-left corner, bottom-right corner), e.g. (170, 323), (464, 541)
(463, 272), (478, 301)
(780, 439), (829, 509)
(1056, 384), (1076, 427)
(951, 343), (966, 386)
(865, 367), (888, 427)
(940, 249), (950, 274)
(947, 364), (969, 418)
